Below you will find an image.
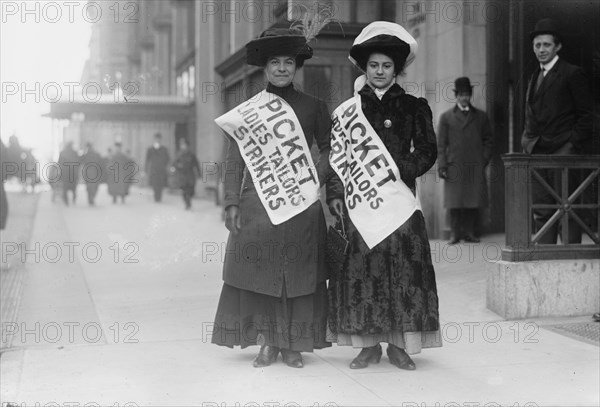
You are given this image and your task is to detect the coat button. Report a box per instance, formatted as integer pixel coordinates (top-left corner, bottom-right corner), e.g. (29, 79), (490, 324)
(384, 119), (392, 128)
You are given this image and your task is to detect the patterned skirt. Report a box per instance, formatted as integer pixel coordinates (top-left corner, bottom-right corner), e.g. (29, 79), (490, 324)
(327, 211), (442, 353)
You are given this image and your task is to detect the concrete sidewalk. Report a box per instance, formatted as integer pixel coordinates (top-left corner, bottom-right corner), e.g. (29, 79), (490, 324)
(1, 185), (598, 406)
(1, 190), (40, 351)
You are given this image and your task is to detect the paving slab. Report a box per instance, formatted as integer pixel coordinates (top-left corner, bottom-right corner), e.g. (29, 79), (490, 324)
(1, 186), (598, 406)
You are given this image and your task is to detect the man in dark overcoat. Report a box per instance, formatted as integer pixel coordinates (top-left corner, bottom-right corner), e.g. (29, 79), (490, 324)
(80, 142), (104, 206)
(521, 19), (593, 243)
(58, 141), (81, 205)
(438, 77), (494, 244)
(145, 133), (170, 202)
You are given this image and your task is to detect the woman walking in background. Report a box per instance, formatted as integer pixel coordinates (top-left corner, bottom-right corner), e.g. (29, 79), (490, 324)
(171, 138), (200, 210)
(107, 142), (130, 204)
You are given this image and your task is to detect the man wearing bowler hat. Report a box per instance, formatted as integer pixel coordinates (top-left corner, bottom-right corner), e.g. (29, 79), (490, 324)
(438, 77), (494, 244)
(522, 18), (593, 244)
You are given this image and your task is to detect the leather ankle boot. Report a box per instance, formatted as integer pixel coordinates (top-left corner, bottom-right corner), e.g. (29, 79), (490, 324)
(252, 345), (279, 367)
(387, 344), (416, 370)
(349, 343), (382, 369)
(280, 349), (304, 368)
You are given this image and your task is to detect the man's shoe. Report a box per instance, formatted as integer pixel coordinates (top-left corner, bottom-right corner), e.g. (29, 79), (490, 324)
(593, 313), (600, 322)
(280, 349), (304, 368)
(448, 236), (460, 245)
(252, 345), (279, 368)
(349, 343), (382, 369)
(463, 235), (480, 243)
(387, 344), (416, 370)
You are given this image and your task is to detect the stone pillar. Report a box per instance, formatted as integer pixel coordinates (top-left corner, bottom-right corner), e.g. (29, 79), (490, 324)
(153, 3), (172, 95)
(487, 259), (600, 319)
(404, 0), (489, 239)
(195, 3), (224, 201)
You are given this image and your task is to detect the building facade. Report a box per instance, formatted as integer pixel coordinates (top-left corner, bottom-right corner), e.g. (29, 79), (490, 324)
(198, 0), (598, 238)
(47, 0), (599, 238)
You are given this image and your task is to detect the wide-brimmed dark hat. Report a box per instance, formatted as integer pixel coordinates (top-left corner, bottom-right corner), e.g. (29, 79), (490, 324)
(349, 21), (417, 73)
(529, 18), (561, 42)
(453, 77), (473, 93)
(246, 27), (313, 67)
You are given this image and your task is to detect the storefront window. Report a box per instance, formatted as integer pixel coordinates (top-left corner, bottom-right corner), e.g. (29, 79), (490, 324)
(182, 71), (189, 99)
(188, 65), (195, 101)
(176, 75), (183, 97)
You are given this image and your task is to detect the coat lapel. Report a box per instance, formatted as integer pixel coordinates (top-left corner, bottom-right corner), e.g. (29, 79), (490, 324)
(463, 107), (476, 128)
(535, 60), (562, 99)
(453, 105), (475, 128)
(526, 69), (539, 103)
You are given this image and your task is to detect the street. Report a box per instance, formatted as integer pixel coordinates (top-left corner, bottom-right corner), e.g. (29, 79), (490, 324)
(1, 186), (598, 406)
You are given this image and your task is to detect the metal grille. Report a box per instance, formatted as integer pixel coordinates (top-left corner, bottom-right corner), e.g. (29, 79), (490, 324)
(544, 322), (600, 346)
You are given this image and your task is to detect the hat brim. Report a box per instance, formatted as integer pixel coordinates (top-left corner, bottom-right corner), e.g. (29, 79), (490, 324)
(349, 35), (412, 73)
(453, 87), (473, 93)
(348, 22), (418, 72)
(245, 35), (312, 67)
(529, 29), (559, 42)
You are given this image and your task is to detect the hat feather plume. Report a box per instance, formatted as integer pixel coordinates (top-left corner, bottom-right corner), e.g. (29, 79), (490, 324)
(289, 4), (341, 43)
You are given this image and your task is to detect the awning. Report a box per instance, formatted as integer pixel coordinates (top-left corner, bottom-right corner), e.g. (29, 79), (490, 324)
(43, 95), (193, 122)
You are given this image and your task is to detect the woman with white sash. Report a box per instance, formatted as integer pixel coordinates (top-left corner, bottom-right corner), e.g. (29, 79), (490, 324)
(211, 22), (333, 368)
(327, 22), (442, 370)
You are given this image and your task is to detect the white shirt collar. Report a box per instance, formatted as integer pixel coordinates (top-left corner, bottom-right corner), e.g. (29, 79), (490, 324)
(373, 84), (393, 100)
(457, 104), (470, 112)
(540, 55), (559, 75)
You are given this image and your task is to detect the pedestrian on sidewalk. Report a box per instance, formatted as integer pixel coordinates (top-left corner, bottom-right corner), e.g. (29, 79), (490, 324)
(437, 77), (494, 244)
(123, 148), (136, 199)
(80, 142), (104, 206)
(326, 21), (442, 371)
(0, 139), (10, 228)
(0, 139), (10, 270)
(171, 138), (200, 210)
(211, 19), (333, 368)
(57, 141), (80, 205)
(107, 142), (130, 204)
(145, 133), (170, 203)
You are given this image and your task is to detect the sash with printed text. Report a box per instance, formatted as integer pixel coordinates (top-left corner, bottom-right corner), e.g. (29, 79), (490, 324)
(330, 95), (420, 248)
(215, 90), (320, 225)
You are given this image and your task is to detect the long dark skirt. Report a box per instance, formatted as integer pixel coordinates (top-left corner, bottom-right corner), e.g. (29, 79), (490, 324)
(328, 211), (441, 339)
(212, 282), (331, 352)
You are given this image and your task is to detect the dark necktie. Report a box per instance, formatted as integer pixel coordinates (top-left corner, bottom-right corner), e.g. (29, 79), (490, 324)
(535, 67), (545, 93)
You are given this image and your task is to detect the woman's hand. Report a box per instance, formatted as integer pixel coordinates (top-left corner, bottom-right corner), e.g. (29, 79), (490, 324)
(328, 198), (344, 219)
(225, 205), (242, 234)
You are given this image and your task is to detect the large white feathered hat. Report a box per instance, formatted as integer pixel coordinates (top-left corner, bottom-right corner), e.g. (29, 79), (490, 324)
(349, 21), (418, 73)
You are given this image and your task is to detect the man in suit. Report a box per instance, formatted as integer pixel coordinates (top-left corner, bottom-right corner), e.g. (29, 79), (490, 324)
(521, 19), (593, 244)
(438, 77), (494, 244)
(145, 133), (170, 202)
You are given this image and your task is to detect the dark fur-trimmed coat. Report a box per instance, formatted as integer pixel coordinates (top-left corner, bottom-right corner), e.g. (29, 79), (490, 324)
(326, 83), (441, 335)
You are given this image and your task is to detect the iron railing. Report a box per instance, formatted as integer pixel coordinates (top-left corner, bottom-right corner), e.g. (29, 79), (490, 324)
(502, 154), (600, 261)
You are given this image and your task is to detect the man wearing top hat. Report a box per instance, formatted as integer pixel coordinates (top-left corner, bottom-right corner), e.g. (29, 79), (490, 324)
(522, 18), (593, 244)
(438, 77), (494, 244)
